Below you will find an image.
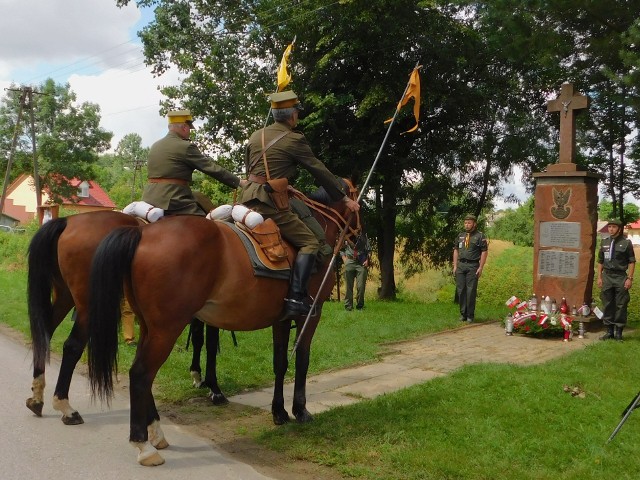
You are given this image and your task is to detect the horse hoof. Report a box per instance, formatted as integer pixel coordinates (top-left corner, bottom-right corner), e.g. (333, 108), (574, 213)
(293, 408), (314, 423)
(272, 411), (291, 425)
(61, 411), (84, 425)
(153, 438), (169, 450)
(26, 398), (44, 417)
(138, 451), (165, 467)
(210, 393), (229, 406)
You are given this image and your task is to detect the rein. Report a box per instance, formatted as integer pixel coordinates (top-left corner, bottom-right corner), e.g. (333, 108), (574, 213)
(288, 179), (361, 244)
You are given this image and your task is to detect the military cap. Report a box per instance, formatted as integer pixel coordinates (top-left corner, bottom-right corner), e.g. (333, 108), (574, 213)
(464, 214), (477, 222)
(269, 90), (302, 109)
(607, 218), (623, 227)
(167, 109), (194, 125)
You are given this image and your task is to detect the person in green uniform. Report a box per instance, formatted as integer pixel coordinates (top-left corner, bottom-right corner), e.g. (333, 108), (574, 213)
(341, 232), (371, 311)
(240, 90), (360, 319)
(452, 214), (488, 323)
(598, 218), (636, 341)
(142, 109), (247, 215)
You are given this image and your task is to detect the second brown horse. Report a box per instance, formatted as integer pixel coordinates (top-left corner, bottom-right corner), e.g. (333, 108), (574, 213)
(86, 185), (359, 466)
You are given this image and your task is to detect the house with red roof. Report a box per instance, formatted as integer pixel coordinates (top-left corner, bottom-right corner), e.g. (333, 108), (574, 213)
(1, 174), (115, 225)
(626, 219), (640, 246)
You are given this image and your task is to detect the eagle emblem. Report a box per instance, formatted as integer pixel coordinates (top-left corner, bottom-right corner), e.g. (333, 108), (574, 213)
(550, 188), (571, 219)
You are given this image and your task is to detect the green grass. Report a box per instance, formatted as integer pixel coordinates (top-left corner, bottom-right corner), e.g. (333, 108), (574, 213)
(3, 230), (640, 479)
(259, 341), (640, 479)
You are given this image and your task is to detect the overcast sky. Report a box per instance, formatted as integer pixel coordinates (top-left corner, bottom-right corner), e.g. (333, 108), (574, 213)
(0, 0), (180, 150)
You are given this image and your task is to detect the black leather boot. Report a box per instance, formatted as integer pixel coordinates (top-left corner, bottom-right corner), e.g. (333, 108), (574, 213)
(599, 324), (614, 341)
(614, 326), (624, 341)
(283, 254), (316, 320)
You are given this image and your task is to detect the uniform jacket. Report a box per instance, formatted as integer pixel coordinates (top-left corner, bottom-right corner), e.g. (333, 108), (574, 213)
(455, 230), (488, 263)
(240, 122), (345, 209)
(142, 131), (240, 210)
(598, 234), (636, 273)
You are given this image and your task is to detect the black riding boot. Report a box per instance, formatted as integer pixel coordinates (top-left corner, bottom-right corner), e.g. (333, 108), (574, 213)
(283, 253), (316, 320)
(599, 324), (614, 341)
(615, 325), (624, 341)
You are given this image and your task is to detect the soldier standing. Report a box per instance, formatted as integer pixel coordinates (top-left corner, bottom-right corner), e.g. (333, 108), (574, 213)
(452, 214), (488, 323)
(598, 218), (636, 341)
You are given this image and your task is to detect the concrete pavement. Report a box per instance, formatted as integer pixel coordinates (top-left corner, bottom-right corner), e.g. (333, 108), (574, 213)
(230, 321), (601, 414)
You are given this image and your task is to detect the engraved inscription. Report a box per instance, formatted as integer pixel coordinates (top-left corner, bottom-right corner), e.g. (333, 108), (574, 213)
(538, 250), (579, 278)
(539, 222), (581, 249)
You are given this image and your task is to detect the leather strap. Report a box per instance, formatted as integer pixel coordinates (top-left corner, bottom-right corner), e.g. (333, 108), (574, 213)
(248, 174), (268, 184)
(247, 129), (291, 175)
(148, 177), (189, 187)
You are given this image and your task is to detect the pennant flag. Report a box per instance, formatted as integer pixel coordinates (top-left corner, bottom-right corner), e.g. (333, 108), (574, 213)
(277, 43), (293, 92)
(385, 66), (421, 133)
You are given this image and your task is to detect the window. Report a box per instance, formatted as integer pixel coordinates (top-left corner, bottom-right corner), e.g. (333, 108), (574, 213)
(78, 181), (90, 198)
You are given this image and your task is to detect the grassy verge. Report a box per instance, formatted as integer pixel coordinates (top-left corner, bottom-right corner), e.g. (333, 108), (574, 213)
(259, 341), (640, 480)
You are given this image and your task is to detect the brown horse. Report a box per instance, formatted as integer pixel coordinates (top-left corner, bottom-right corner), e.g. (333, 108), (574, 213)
(26, 211), (225, 425)
(86, 184), (359, 466)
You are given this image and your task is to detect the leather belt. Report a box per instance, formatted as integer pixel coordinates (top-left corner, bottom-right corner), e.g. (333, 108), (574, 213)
(459, 258), (479, 264)
(148, 177), (189, 187)
(248, 174), (268, 184)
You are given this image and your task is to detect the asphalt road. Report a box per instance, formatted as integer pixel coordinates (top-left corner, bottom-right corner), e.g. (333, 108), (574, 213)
(1, 331), (273, 480)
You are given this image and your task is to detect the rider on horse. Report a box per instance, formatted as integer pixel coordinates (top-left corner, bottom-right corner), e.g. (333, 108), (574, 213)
(142, 109), (248, 216)
(240, 90), (360, 319)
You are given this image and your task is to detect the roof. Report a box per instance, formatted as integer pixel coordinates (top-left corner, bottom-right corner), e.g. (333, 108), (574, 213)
(64, 178), (116, 208)
(628, 220), (640, 230)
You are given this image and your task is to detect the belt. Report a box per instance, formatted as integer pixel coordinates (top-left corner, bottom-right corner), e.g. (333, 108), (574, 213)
(248, 174), (268, 184)
(148, 177), (189, 187)
(459, 259), (479, 264)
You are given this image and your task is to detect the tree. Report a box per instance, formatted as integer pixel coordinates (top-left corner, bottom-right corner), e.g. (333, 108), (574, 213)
(0, 79), (112, 202)
(598, 200), (640, 224)
(488, 198), (535, 247)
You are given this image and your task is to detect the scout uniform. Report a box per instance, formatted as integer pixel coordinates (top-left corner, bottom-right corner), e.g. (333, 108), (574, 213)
(240, 90), (348, 318)
(341, 233), (371, 311)
(598, 218), (636, 339)
(142, 110), (240, 215)
(454, 215), (488, 322)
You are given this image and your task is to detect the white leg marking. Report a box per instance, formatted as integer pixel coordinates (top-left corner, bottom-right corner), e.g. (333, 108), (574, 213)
(148, 419), (169, 449)
(132, 441), (165, 466)
(31, 374), (46, 403)
(52, 395), (78, 417)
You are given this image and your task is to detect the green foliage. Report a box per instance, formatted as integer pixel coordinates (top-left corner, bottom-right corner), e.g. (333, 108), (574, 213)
(488, 197), (535, 247)
(598, 199), (640, 224)
(0, 79), (112, 200)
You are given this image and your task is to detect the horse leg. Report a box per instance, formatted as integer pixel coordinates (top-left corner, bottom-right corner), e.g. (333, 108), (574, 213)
(271, 321), (293, 425)
(26, 292), (73, 417)
(204, 325), (229, 405)
(188, 318), (205, 387)
(292, 318), (320, 423)
(51, 314), (88, 425)
(129, 337), (176, 466)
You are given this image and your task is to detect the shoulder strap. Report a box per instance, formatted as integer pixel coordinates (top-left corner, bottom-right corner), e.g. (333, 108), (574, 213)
(247, 129), (291, 176)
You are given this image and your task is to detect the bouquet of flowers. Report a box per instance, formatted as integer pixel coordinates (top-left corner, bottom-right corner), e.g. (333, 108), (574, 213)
(504, 296), (574, 339)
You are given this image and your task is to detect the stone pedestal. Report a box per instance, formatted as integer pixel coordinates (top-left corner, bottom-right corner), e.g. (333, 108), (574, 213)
(532, 167), (602, 310)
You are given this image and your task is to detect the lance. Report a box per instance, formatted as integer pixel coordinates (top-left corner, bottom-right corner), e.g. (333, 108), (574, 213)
(290, 62), (422, 359)
(607, 390), (640, 443)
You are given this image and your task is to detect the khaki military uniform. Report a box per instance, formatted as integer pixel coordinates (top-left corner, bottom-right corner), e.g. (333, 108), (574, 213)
(142, 131), (240, 215)
(599, 234), (636, 326)
(454, 229), (488, 322)
(240, 122), (345, 255)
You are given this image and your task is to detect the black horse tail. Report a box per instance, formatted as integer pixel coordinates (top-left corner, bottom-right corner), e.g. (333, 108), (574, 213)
(87, 226), (141, 403)
(27, 217), (68, 371)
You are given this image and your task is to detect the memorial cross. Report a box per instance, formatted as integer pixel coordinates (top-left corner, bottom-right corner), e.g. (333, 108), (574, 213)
(546, 83), (590, 164)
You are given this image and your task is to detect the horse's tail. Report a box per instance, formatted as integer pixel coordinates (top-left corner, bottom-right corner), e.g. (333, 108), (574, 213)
(27, 217), (68, 371)
(87, 226), (141, 403)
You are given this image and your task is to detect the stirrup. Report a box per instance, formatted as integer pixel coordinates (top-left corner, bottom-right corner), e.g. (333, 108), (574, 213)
(282, 298), (317, 321)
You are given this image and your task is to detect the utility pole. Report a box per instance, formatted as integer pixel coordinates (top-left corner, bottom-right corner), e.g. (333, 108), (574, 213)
(0, 86), (46, 221)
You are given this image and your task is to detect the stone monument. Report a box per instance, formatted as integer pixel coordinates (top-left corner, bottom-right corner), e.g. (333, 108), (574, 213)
(532, 83), (603, 315)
